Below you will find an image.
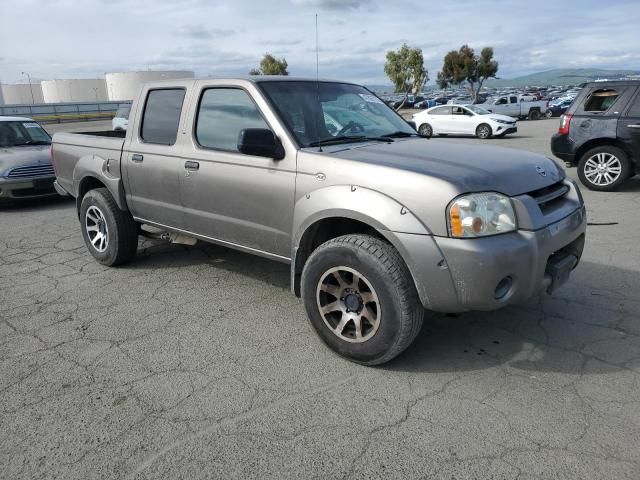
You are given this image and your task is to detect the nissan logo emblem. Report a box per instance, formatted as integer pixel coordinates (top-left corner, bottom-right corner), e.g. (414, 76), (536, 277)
(536, 166), (547, 177)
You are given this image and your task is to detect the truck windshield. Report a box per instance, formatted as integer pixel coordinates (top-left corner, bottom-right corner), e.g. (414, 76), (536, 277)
(258, 81), (416, 147)
(0, 121), (51, 148)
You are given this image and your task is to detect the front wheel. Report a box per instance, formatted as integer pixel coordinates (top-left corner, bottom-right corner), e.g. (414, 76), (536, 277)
(418, 123), (432, 137)
(476, 123), (492, 139)
(80, 188), (139, 266)
(301, 234), (424, 365)
(577, 146), (631, 191)
(545, 110), (553, 118)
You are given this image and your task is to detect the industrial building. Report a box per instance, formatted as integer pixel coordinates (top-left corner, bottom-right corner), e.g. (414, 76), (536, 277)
(41, 79), (108, 103)
(0, 82), (44, 105)
(105, 70), (194, 101)
(0, 70), (195, 106)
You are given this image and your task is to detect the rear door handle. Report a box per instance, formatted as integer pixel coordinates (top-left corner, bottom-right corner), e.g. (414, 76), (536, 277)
(131, 154), (143, 162)
(628, 124), (640, 129)
(184, 160), (199, 170)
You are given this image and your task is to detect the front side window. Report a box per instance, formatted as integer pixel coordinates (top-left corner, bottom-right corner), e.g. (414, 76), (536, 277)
(584, 89), (620, 112)
(259, 81), (415, 147)
(195, 88), (269, 152)
(141, 89), (185, 145)
(0, 121), (51, 147)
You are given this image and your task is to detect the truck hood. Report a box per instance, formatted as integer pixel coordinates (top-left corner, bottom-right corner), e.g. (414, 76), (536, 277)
(321, 138), (563, 196)
(0, 145), (51, 176)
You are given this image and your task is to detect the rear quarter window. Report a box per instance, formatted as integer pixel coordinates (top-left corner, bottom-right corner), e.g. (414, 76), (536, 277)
(583, 88), (620, 112)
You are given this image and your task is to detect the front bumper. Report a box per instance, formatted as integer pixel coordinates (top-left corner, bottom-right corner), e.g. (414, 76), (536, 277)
(495, 125), (517, 135)
(0, 176), (57, 200)
(395, 206), (586, 313)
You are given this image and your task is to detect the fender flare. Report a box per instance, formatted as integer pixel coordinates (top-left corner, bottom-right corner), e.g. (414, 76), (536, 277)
(73, 154), (128, 212)
(290, 185), (436, 302)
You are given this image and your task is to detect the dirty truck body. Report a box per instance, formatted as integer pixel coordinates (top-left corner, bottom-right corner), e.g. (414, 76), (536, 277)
(52, 77), (586, 365)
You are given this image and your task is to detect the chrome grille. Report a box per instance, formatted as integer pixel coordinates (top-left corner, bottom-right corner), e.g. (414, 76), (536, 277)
(6, 164), (55, 178)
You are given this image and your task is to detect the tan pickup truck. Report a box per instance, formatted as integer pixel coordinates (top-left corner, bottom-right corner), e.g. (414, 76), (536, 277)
(52, 77), (586, 365)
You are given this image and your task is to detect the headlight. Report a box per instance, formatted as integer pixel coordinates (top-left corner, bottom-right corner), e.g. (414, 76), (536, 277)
(448, 193), (517, 238)
(492, 118), (512, 124)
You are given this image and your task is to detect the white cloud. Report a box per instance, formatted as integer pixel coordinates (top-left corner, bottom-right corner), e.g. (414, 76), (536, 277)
(0, 0), (638, 85)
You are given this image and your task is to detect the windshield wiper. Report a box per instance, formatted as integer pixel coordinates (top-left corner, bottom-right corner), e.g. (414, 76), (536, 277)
(381, 131), (417, 138)
(307, 135), (393, 147)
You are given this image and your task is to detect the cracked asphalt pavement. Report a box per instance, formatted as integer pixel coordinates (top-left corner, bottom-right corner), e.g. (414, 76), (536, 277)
(1, 119), (639, 479)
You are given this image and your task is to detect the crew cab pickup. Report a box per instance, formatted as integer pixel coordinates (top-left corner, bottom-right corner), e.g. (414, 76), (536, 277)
(52, 77), (586, 365)
(482, 95), (549, 120)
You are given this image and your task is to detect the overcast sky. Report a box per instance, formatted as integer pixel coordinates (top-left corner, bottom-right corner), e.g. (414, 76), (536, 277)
(1, 0), (639, 85)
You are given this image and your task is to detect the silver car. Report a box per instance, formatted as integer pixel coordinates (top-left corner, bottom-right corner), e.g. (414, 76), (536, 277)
(0, 116), (56, 203)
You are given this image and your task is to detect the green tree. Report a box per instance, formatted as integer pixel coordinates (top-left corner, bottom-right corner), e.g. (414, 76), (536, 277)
(384, 43), (428, 110)
(249, 53), (289, 76)
(438, 45), (498, 102)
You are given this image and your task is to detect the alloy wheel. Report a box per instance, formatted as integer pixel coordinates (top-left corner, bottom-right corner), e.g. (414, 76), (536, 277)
(583, 152), (622, 187)
(85, 205), (109, 252)
(316, 266), (381, 343)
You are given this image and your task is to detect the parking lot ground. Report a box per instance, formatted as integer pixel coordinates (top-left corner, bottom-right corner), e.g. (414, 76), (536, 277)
(1, 120), (640, 479)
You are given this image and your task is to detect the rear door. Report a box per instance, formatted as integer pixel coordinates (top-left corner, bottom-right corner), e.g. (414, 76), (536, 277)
(122, 86), (189, 228)
(618, 87), (640, 163)
(428, 106), (452, 133)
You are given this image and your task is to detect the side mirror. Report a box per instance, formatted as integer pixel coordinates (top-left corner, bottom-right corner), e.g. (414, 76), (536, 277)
(237, 128), (285, 160)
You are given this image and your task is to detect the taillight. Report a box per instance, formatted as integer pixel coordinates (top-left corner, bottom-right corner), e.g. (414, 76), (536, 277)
(558, 114), (572, 135)
(50, 144), (57, 175)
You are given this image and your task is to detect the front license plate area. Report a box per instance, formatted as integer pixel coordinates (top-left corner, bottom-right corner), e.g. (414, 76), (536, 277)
(545, 254), (578, 294)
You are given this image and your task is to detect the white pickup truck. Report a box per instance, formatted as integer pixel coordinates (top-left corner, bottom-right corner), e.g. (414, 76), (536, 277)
(482, 95), (549, 120)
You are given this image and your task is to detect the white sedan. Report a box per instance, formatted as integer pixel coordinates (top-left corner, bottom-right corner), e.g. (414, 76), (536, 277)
(412, 104), (517, 139)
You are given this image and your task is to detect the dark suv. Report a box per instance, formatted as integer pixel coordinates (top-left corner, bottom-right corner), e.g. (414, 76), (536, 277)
(551, 80), (640, 191)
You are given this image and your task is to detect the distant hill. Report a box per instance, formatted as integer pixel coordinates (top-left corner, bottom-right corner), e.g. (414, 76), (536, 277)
(486, 68), (640, 87)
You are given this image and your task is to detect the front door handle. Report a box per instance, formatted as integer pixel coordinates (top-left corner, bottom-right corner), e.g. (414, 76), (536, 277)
(628, 124), (640, 129)
(131, 154), (144, 163)
(184, 160), (199, 170)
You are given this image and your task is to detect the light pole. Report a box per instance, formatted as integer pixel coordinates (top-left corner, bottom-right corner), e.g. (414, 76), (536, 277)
(92, 87), (99, 101)
(21, 71), (35, 104)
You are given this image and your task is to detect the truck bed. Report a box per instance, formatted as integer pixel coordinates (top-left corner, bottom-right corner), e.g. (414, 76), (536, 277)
(52, 131), (125, 198)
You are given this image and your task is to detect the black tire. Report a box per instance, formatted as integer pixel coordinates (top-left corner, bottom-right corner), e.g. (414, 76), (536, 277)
(528, 109), (541, 120)
(301, 234), (424, 366)
(544, 109), (553, 118)
(418, 123), (432, 137)
(577, 146), (631, 192)
(476, 123), (492, 139)
(79, 188), (139, 266)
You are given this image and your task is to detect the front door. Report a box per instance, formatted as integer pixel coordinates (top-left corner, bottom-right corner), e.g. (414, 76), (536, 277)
(180, 86), (296, 259)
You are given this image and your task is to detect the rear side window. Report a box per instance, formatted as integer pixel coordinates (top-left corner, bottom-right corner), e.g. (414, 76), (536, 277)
(584, 89), (619, 112)
(141, 89), (185, 145)
(430, 106), (451, 115)
(195, 88), (268, 152)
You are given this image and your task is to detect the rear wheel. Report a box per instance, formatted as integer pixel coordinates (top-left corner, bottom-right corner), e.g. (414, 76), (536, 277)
(80, 188), (139, 266)
(476, 123), (492, 139)
(418, 123), (432, 137)
(528, 109), (542, 120)
(577, 146), (631, 191)
(301, 234), (424, 366)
